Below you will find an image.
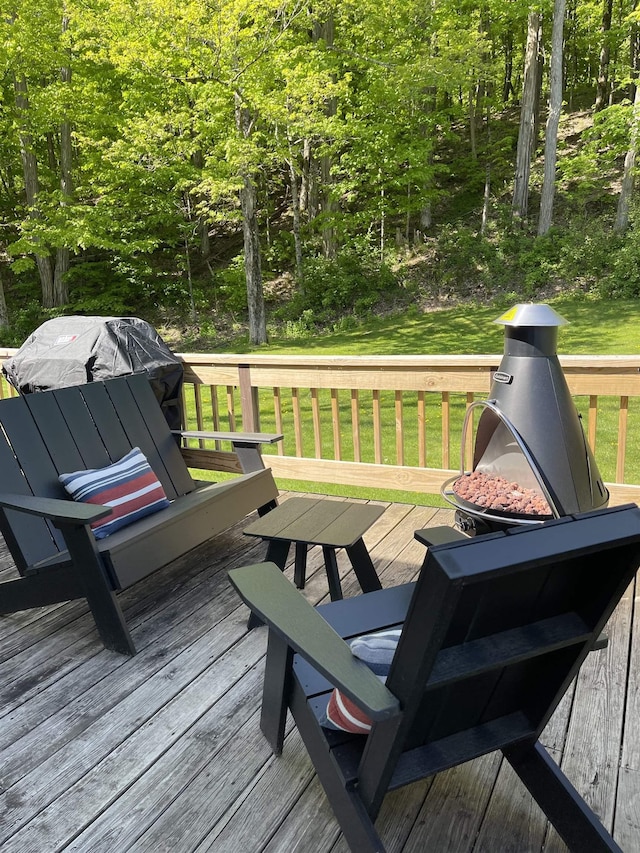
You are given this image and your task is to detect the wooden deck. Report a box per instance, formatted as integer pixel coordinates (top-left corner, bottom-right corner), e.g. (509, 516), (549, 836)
(1, 493), (639, 853)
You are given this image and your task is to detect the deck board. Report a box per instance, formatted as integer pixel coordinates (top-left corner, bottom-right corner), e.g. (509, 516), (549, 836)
(0, 495), (638, 852)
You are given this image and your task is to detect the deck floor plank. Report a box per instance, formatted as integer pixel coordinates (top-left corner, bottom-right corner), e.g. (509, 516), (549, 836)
(543, 575), (635, 853)
(0, 497), (638, 853)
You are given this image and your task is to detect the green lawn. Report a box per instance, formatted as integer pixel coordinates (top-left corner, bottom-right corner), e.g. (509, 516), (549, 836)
(244, 296), (640, 356)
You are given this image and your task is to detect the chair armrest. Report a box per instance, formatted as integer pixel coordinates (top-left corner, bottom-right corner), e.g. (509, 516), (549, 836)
(414, 525), (469, 547)
(0, 492), (111, 528)
(228, 561), (399, 720)
(173, 430), (283, 445)
(175, 430), (283, 474)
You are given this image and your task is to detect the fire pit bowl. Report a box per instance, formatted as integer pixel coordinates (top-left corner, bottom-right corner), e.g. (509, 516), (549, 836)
(445, 471), (553, 523)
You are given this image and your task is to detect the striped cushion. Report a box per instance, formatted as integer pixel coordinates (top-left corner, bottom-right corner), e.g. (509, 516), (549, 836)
(323, 628), (401, 733)
(59, 447), (170, 539)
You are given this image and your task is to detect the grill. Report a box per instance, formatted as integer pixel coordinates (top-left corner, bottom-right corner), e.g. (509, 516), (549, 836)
(441, 303), (609, 534)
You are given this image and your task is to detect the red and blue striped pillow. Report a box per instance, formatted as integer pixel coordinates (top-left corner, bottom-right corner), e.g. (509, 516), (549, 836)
(323, 628), (401, 733)
(59, 447), (170, 539)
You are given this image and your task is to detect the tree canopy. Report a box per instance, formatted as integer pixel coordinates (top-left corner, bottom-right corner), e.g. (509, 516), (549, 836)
(1, 0), (640, 344)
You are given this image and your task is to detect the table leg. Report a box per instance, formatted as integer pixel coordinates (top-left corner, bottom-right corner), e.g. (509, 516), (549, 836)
(322, 547), (343, 601)
(294, 542), (308, 589)
(265, 539), (291, 570)
(346, 538), (383, 593)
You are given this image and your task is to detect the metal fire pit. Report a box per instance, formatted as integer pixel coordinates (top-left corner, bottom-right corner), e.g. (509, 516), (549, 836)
(441, 303), (609, 534)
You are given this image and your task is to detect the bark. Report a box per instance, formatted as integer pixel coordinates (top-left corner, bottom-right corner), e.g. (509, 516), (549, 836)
(14, 76), (55, 307)
(419, 202), (432, 232)
(615, 82), (640, 233)
(595, 0), (614, 112)
(512, 12), (542, 224)
(503, 31), (515, 102)
(469, 88), (477, 160)
(301, 138), (318, 217)
(481, 103), (492, 235)
(538, 0), (566, 236)
(239, 173), (266, 344)
(631, 2), (640, 101)
(481, 164), (491, 235)
(56, 33), (72, 306)
(287, 139), (304, 283)
(313, 15), (336, 259)
(0, 264), (9, 329)
(234, 93), (267, 346)
(191, 149), (211, 257)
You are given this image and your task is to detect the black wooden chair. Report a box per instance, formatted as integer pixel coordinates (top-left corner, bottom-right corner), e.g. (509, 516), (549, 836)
(228, 504), (640, 852)
(0, 373), (280, 654)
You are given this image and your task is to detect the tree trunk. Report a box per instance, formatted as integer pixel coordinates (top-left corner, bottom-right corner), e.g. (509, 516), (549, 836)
(595, 0), (614, 112)
(313, 15), (336, 259)
(503, 31), (514, 102)
(239, 173), (267, 344)
(191, 149), (211, 257)
(301, 138), (318, 217)
(512, 12), (542, 224)
(538, 0), (566, 236)
(0, 264), (9, 329)
(481, 108), (492, 236)
(56, 31), (72, 306)
(14, 76), (55, 306)
(469, 87), (477, 159)
(287, 140), (304, 283)
(615, 82), (640, 233)
(234, 93), (267, 346)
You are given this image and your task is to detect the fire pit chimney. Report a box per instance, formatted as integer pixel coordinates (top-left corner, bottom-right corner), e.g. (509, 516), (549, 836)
(442, 303), (609, 534)
(496, 302), (567, 358)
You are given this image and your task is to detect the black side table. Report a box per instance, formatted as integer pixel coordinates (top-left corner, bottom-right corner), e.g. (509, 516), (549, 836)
(244, 496), (384, 609)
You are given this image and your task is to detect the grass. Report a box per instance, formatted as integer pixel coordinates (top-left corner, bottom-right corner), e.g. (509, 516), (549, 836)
(227, 295), (640, 356)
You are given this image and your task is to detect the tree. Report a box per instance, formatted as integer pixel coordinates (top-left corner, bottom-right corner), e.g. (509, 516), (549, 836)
(235, 93), (267, 344)
(3, 2), (78, 308)
(594, 0), (614, 111)
(538, 0), (566, 235)
(513, 9), (543, 224)
(615, 82), (640, 231)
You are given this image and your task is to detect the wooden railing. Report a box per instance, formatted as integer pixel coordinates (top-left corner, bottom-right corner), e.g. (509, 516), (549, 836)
(177, 353), (640, 507)
(2, 349), (640, 505)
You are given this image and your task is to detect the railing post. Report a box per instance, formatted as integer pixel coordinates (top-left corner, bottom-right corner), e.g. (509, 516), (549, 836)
(238, 364), (260, 432)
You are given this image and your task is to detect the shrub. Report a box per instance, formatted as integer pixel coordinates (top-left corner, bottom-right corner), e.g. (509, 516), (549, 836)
(279, 243), (400, 324)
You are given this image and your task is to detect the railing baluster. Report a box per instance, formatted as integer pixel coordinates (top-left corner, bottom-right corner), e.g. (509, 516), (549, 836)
(617, 396), (629, 483)
(418, 390), (426, 468)
(194, 383), (205, 449)
(588, 394), (598, 451)
(210, 386), (221, 450)
(465, 392), (474, 470)
(292, 388), (303, 456)
(351, 389), (361, 463)
(311, 388), (322, 458)
(331, 388), (341, 461)
(226, 385), (236, 431)
(442, 391), (450, 469)
(273, 387), (284, 455)
(180, 384), (188, 432)
(373, 389), (382, 464)
(395, 390), (404, 466)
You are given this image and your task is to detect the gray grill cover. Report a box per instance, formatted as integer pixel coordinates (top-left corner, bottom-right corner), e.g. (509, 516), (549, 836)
(2, 316), (184, 429)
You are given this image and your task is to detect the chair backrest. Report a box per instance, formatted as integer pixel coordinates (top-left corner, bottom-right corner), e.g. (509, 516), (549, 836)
(356, 504), (640, 813)
(0, 374), (195, 569)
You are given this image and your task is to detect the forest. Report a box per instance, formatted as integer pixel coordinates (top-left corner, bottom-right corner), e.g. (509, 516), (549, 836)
(2, 0), (640, 348)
